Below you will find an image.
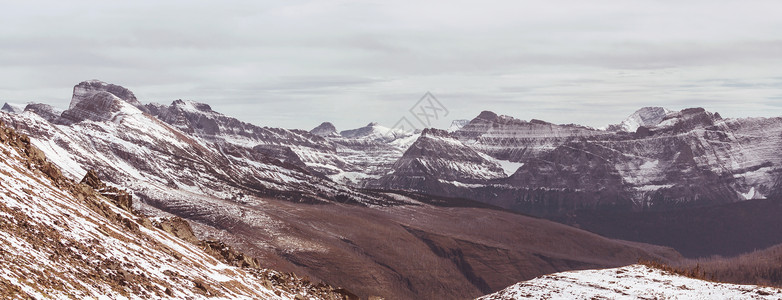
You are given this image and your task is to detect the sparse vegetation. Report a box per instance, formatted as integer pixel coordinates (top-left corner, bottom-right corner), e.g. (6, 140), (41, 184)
(640, 244), (782, 288)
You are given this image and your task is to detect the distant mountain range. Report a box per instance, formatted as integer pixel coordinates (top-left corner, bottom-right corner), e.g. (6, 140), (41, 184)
(3, 80), (782, 298)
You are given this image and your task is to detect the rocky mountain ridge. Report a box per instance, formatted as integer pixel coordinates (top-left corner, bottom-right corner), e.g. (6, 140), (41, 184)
(0, 120), (350, 299)
(376, 106), (782, 216)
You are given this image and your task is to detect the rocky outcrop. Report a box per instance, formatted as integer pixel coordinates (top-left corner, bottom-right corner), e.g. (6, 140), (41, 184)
(80, 169), (133, 212)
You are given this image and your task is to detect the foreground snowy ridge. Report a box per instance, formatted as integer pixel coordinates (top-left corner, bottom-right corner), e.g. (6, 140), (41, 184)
(0, 122), (348, 299)
(479, 264), (782, 300)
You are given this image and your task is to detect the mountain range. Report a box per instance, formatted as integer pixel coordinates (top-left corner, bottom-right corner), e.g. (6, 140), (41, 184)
(3, 80), (782, 298)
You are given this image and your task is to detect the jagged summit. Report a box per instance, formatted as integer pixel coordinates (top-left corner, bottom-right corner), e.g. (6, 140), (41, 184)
(70, 80), (146, 112)
(310, 122), (338, 137)
(58, 80), (149, 124)
(609, 106), (671, 132)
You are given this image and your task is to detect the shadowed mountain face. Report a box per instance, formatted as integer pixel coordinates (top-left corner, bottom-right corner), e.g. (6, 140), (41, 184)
(0, 80), (684, 299)
(375, 107), (782, 217)
(553, 198), (782, 258)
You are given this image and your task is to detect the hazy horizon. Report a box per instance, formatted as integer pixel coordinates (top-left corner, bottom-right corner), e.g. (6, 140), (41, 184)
(2, 1), (781, 130)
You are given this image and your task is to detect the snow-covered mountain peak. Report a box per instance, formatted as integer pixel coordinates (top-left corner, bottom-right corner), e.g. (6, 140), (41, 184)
(310, 122), (339, 137)
(59, 90), (144, 124)
(70, 80), (146, 112)
(1, 102), (27, 114)
(610, 106), (671, 132)
(447, 119), (470, 132)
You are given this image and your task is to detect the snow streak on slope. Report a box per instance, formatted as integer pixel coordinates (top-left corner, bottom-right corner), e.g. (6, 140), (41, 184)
(609, 107), (671, 132)
(452, 111), (606, 163)
(2, 99), (393, 208)
(479, 265), (782, 300)
(325, 123), (418, 185)
(0, 123), (299, 299)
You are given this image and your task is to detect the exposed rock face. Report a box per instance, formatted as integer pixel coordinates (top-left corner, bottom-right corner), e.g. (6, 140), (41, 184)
(70, 80), (147, 112)
(310, 122), (338, 137)
(80, 169), (133, 212)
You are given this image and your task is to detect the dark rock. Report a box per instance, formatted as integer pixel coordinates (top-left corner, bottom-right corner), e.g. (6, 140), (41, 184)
(80, 170), (133, 212)
(155, 217), (199, 244)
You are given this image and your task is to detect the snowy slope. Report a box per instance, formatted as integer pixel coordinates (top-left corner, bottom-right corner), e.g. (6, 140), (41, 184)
(1, 83), (397, 208)
(479, 264), (782, 300)
(0, 121), (320, 300)
(323, 122), (419, 185)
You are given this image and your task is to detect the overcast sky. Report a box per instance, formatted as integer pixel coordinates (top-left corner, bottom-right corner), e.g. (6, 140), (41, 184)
(1, 0), (781, 130)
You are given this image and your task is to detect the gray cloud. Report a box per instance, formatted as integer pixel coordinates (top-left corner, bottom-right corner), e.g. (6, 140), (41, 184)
(1, 0), (782, 130)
